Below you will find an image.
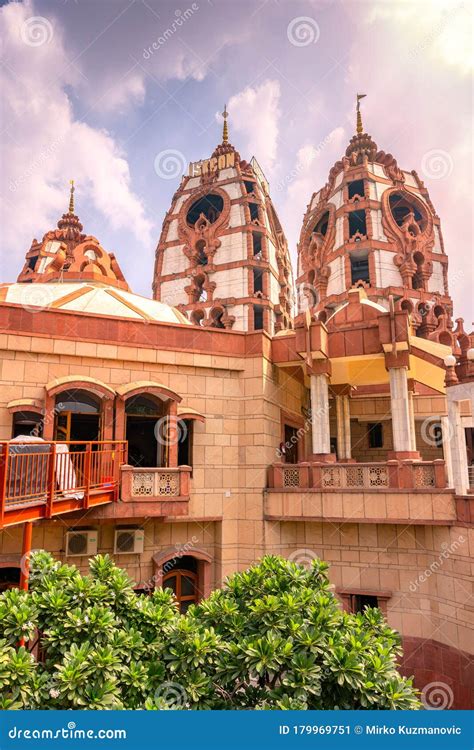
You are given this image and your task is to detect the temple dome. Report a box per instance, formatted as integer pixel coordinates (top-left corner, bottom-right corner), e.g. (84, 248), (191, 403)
(0, 282), (190, 325)
(17, 182), (129, 291)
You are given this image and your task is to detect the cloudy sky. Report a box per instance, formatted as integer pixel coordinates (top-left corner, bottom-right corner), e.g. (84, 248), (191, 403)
(1, 0), (472, 322)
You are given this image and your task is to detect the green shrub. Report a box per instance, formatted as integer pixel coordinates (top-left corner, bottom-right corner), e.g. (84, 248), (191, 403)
(0, 552), (420, 710)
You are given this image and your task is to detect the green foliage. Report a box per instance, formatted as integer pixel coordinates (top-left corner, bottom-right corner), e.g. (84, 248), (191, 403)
(0, 552), (420, 710)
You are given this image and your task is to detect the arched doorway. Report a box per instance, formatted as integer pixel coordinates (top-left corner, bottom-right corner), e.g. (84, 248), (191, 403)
(125, 394), (166, 468)
(152, 548), (212, 612)
(162, 556), (199, 613)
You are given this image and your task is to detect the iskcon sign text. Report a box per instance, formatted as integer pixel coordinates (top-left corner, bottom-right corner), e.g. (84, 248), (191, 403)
(188, 151), (235, 177)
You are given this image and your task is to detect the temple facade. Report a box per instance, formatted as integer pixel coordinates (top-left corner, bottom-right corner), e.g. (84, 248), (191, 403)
(0, 105), (473, 708)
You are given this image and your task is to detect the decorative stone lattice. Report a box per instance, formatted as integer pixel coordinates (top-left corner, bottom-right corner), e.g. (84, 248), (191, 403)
(131, 472), (154, 496)
(283, 468), (301, 488)
(321, 467), (342, 488)
(413, 464), (436, 488)
(156, 472), (180, 496)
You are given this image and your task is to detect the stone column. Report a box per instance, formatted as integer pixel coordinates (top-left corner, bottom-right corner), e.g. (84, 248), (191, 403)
(447, 398), (469, 494)
(440, 415), (454, 489)
(408, 392), (417, 452)
(388, 367), (420, 459)
(335, 394), (351, 460)
(343, 395), (351, 459)
(167, 400), (179, 468)
(310, 373), (331, 457)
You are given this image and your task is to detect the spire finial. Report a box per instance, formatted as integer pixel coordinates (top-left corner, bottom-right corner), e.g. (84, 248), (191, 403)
(68, 179), (75, 213)
(356, 93), (366, 135)
(222, 104), (229, 144)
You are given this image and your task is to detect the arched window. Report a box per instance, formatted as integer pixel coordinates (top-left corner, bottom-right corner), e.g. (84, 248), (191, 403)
(186, 194), (224, 226)
(191, 309), (205, 327)
(195, 240), (208, 267)
(12, 410), (43, 439)
(388, 193), (427, 232)
(54, 389), (101, 442)
(313, 211), (329, 237)
(125, 395), (166, 468)
(210, 308), (225, 329)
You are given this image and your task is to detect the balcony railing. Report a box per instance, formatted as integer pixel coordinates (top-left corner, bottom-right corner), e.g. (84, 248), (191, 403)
(120, 465), (191, 516)
(269, 460), (447, 491)
(0, 440), (126, 528)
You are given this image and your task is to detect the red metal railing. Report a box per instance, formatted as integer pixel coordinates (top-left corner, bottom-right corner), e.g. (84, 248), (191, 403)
(0, 441), (126, 528)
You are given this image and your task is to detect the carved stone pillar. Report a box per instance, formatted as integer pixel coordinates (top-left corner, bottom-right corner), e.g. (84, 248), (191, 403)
(388, 367), (420, 459)
(310, 373), (331, 458)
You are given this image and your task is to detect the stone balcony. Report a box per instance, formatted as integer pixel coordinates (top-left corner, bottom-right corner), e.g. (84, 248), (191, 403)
(266, 460), (457, 525)
(85, 465), (191, 519)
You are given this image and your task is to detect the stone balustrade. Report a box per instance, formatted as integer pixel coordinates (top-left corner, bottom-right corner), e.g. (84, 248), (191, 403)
(268, 459), (447, 491)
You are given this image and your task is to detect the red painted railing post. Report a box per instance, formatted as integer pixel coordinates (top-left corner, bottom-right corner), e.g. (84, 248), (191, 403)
(113, 443), (122, 501)
(19, 521), (33, 591)
(83, 443), (92, 509)
(0, 443), (8, 529)
(45, 444), (56, 519)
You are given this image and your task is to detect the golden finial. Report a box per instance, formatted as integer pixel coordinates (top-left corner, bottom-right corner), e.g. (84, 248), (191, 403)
(356, 94), (366, 135)
(68, 179), (75, 213)
(222, 104), (229, 144)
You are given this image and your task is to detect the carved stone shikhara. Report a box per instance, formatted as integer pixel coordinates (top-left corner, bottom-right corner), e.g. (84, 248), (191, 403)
(152, 133), (294, 333)
(295, 128), (453, 348)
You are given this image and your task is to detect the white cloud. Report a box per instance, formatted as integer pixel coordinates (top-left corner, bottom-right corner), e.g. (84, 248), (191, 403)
(366, 0), (472, 75)
(222, 80), (282, 174)
(0, 0), (152, 277)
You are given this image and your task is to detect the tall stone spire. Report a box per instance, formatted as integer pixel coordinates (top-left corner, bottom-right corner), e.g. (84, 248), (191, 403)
(68, 179), (75, 213)
(356, 93), (366, 135)
(222, 104), (229, 144)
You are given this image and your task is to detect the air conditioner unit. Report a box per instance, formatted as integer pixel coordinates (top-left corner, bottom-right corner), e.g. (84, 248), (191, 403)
(114, 529), (144, 555)
(66, 530), (97, 557)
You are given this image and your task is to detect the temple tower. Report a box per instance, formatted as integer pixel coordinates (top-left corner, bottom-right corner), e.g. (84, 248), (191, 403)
(153, 108), (294, 333)
(296, 95), (453, 346)
(17, 181), (129, 290)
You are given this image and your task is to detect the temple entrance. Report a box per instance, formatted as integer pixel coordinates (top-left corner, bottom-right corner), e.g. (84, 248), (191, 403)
(125, 395), (165, 468)
(54, 390), (101, 444)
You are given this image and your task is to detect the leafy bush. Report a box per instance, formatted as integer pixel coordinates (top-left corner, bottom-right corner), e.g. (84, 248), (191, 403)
(0, 552), (420, 710)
